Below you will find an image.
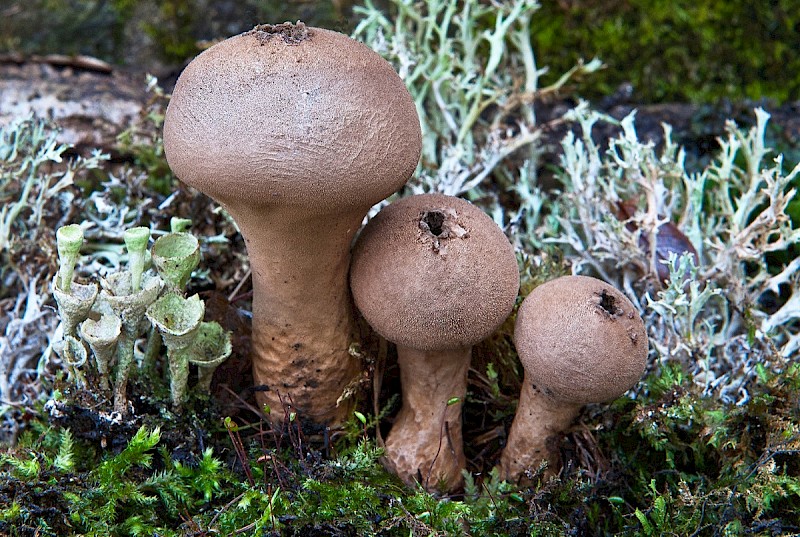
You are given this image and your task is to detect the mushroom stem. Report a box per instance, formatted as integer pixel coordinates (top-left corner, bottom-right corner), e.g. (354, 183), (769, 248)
(497, 379), (580, 484)
(242, 209), (363, 426)
(383, 345), (470, 492)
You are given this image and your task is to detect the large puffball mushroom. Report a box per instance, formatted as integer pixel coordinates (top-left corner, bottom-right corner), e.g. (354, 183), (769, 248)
(350, 193), (519, 492)
(163, 22), (421, 426)
(498, 275), (648, 484)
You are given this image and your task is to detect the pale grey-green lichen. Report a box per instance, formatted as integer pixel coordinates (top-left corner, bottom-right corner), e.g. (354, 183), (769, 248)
(354, 1), (799, 405)
(353, 0), (600, 220)
(549, 103), (799, 403)
(1, 117), (108, 440)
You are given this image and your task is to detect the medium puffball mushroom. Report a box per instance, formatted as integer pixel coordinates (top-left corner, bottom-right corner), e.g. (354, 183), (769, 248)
(497, 275), (648, 484)
(350, 193), (519, 492)
(163, 22), (421, 426)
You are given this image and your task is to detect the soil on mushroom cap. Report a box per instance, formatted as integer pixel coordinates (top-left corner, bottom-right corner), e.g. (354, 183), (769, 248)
(248, 22), (312, 45)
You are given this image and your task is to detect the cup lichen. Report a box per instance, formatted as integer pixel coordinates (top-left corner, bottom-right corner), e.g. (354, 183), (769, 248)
(151, 232), (200, 294)
(145, 293), (204, 409)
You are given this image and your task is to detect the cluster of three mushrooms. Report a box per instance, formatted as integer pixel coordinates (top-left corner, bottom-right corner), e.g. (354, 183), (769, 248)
(162, 22), (648, 491)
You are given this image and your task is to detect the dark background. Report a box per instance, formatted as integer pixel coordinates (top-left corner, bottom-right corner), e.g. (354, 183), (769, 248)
(2, 0), (799, 104)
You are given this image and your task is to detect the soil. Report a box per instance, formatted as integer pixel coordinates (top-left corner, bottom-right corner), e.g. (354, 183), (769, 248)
(250, 21), (312, 44)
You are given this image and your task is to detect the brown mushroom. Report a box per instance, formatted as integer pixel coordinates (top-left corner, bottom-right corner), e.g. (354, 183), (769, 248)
(162, 22), (421, 426)
(350, 193), (519, 492)
(497, 275), (648, 483)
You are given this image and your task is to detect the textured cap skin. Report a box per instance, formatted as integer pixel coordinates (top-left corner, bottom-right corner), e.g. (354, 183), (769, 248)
(350, 193), (520, 351)
(514, 275), (648, 405)
(163, 23), (421, 213)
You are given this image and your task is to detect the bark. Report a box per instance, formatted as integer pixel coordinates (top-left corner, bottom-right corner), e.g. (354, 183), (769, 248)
(0, 58), (147, 152)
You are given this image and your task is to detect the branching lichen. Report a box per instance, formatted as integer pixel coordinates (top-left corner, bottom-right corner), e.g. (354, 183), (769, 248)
(353, 0), (600, 226)
(0, 117), (107, 441)
(548, 103), (799, 403)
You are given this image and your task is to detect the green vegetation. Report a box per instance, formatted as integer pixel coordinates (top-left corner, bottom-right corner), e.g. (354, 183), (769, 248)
(1, 361), (798, 535)
(531, 0), (800, 103)
(0, 0), (137, 62)
(3, 1), (799, 103)
(1, 0), (799, 535)
(0, 0), (353, 67)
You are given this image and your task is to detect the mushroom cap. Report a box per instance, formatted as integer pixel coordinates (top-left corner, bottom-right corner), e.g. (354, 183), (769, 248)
(514, 275), (648, 405)
(163, 23), (421, 213)
(350, 193), (520, 351)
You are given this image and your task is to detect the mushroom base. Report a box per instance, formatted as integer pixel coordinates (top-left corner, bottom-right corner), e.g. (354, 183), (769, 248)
(382, 345), (470, 493)
(497, 379), (580, 485)
(242, 210), (365, 428)
(252, 309), (360, 426)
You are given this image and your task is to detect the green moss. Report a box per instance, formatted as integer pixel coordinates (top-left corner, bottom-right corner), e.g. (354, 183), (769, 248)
(0, 0), (354, 67)
(2, 373), (798, 536)
(2, 2), (800, 535)
(532, 0), (800, 103)
(0, 0), (136, 61)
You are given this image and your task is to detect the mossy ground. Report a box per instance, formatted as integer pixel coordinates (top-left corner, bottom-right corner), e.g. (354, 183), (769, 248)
(530, 0), (800, 103)
(2, 327), (799, 535)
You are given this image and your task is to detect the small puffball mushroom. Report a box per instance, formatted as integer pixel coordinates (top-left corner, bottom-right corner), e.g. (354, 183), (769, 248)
(497, 275), (648, 484)
(163, 22), (421, 426)
(350, 193), (519, 492)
